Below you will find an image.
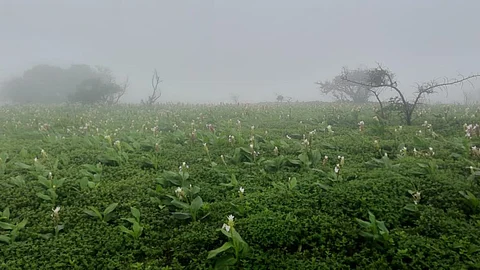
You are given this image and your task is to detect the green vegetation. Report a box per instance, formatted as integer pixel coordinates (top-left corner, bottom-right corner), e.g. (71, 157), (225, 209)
(1, 102), (480, 269)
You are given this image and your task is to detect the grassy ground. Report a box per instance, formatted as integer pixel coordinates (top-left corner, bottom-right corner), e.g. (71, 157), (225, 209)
(0, 102), (479, 269)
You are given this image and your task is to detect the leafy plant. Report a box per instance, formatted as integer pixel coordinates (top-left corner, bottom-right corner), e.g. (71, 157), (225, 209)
(355, 211), (393, 248)
(272, 177), (298, 194)
(364, 155), (400, 170)
(0, 208), (28, 244)
(412, 161), (438, 179)
(208, 215), (250, 269)
(79, 163), (103, 190)
(36, 174), (66, 205)
(220, 173), (240, 188)
(167, 185), (209, 222)
(459, 191), (480, 214)
(83, 203), (119, 223)
(119, 207), (143, 240)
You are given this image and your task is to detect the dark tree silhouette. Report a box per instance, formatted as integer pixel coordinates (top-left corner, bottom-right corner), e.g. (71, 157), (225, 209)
(340, 64), (480, 125)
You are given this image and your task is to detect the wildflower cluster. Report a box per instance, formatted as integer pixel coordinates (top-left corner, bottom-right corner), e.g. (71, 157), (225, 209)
(464, 123), (480, 138)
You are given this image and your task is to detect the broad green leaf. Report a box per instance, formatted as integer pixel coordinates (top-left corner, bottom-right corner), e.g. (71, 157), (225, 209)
(36, 192), (52, 201)
(83, 208), (102, 219)
(87, 181), (97, 189)
(190, 196), (203, 212)
(190, 185), (201, 195)
(232, 229), (247, 245)
(207, 242), (233, 259)
(230, 174), (238, 185)
(368, 211), (376, 224)
(376, 221), (389, 233)
(2, 207), (10, 219)
(355, 218), (371, 229)
(14, 162), (31, 170)
(16, 218), (28, 229)
(316, 182), (331, 190)
(79, 177), (89, 190)
(55, 224), (65, 232)
(55, 178), (66, 187)
(103, 203), (118, 216)
(9, 176), (26, 187)
(171, 199), (190, 210)
(404, 204), (419, 212)
(0, 235), (10, 243)
(289, 177), (297, 189)
(122, 218), (137, 224)
(131, 207), (140, 221)
(132, 223), (143, 236)
(119, 225), (132, 235)
(0, 221), (15, 230)
(37, 176), (51, 189)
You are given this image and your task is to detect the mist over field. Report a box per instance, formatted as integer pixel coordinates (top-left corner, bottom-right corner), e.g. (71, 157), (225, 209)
(1, 0), (479, 104)
(4, 2), (480, 268)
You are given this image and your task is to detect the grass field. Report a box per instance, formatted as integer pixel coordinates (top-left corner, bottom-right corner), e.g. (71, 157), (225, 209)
(1, 102), (480, 269)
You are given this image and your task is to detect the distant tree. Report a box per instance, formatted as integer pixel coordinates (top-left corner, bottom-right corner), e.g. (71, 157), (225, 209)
(230, 94), (240, 104)
(141, 69), (162, 105)
(316, 68), (373, 103)
(68, 77), (126, 105)
(276, 94), (284, 102)
(340, 64), (480, 125)
(275, 93), (293, 103)
(0, 64), (127, 104)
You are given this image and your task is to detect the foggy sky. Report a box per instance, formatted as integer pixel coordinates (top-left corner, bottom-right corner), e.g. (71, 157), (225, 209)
(1, 0), (479, 104)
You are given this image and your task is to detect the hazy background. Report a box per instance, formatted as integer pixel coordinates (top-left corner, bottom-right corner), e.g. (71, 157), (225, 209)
(1, 0), (479, 104)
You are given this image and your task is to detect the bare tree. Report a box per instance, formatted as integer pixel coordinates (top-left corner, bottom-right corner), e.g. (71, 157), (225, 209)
(142, 69), (162, 105)
(341, 64), (480, 125)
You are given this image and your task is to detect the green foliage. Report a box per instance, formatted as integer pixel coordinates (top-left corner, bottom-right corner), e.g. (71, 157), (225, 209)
(0, 102), (480, 268)
(208, 216), (251, 269)
(355, 211), (393, 248)
(119, 207), (143, 240)
(0, 208), (28, 244)
(83, 203), (119, 223)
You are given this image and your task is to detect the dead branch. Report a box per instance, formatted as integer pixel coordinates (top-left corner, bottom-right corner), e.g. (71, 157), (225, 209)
(339, 63), (479, 125)
(114, 77), (129, 104)
(142, 69), (162, 105)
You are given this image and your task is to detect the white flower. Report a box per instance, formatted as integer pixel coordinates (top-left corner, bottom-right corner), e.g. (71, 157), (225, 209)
(227, 215), (234, 222)
(239, 187), (245, 193)
(222, 223), (231, 232)
(334, 164), (340, 174)
(51, 206), (61, 218)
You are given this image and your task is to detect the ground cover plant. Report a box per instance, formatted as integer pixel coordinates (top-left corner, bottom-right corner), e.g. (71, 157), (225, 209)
(1, 102), (480, 269)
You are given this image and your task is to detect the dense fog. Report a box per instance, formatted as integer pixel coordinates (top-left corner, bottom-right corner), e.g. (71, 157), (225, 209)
(1, 0), (479, 104)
